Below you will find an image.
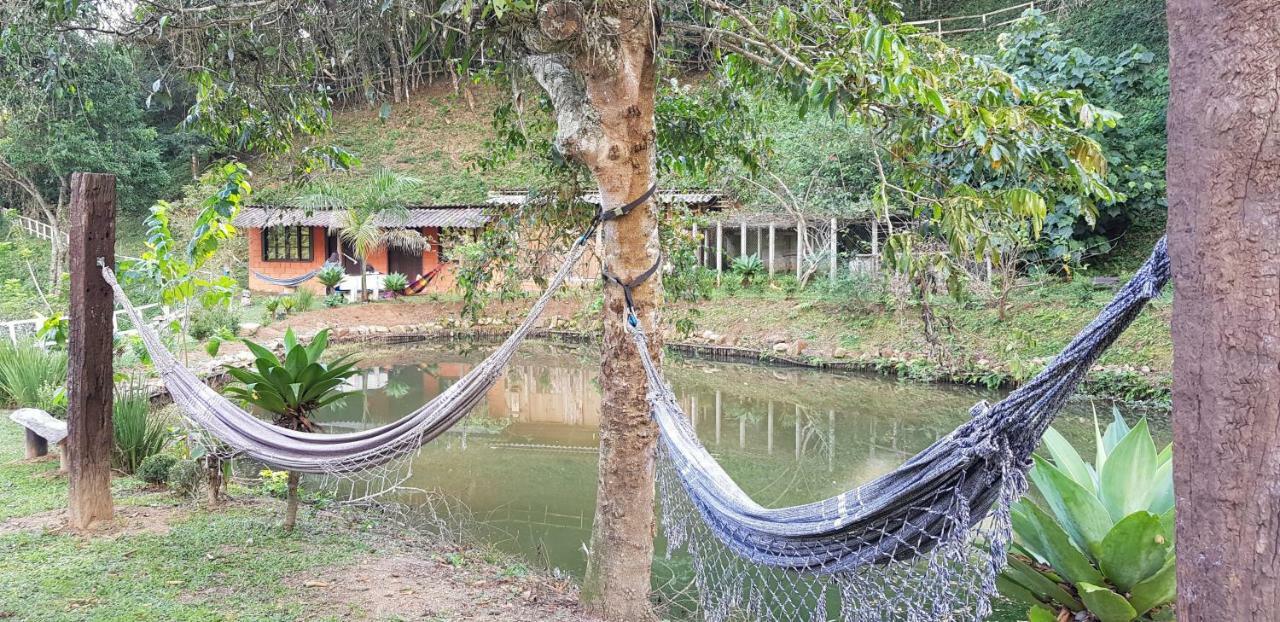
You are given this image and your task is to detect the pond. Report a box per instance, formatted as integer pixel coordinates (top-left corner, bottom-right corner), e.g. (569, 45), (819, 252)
(308, 339), (1169, 620)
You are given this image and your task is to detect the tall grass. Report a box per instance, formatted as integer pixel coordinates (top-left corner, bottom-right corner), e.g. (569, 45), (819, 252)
(112, 378), (169, 473)
(0, 340), (67, 410)
(290, 288), (316, 312)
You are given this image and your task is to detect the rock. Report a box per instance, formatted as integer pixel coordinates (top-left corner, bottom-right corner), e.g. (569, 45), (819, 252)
(700, 330), (716, 341)
(773, 342), (789, 354)
(832, 347), (850, 359)
(1140, 366), (1152, 374)
(238, 323), (261, 337)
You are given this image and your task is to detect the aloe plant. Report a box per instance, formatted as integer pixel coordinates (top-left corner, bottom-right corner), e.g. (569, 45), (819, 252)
(1000, 408), (1175, 622)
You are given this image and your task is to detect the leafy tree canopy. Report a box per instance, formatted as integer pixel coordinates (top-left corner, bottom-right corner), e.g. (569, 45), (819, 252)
(0, 19), (170, 214)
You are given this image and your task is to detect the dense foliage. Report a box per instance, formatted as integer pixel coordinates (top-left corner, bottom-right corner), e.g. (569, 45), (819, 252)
(995, 10), (1167, 264)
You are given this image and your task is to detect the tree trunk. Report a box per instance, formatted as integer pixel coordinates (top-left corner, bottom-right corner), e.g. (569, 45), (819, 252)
(527, 4), (662, 619)
(360, 258), (369, 302)
(283, 470), (300, 532)
(1167, 1), (1280, 618)
(206, 456), (223, 507)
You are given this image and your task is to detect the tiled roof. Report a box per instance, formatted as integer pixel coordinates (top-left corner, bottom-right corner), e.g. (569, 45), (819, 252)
(233, 206), (490, 228)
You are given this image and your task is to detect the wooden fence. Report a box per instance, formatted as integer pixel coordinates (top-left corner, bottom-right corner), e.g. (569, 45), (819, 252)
(903, 1), (1061, 37)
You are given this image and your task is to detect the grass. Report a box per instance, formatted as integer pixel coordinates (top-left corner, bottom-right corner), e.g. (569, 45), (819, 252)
(0, 418), (374, 621)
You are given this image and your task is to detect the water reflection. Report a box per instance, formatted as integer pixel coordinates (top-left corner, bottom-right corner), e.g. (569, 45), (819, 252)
(308, 339), (1161, 620)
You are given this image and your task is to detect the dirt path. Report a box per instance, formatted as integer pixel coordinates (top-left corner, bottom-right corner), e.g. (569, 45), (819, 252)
(285, 551), (596, 621)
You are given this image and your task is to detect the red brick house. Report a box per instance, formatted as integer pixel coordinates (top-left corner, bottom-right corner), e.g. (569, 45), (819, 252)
(234, 205), (489, 294)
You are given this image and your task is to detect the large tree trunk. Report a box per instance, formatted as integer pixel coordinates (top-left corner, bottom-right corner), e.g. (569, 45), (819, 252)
(528, 3), (662, 619)
(1167, 1), (1280, 618)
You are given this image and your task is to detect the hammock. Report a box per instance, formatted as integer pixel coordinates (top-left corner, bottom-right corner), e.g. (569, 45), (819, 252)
(636, 238), (1171, 621)
(249, 255), (340, 288)
(102, 231), (596, 495)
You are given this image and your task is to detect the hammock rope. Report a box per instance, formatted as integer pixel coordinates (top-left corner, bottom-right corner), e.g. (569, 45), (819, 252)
(102, 222), (600, 492)
(628, 237), (1171, 621)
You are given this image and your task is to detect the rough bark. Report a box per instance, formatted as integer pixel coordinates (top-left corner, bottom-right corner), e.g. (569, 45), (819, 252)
(283, 470), (301, 532)
(1167, 1), (1280, 618)
(528, 3), (662, 619)
(66, 173), (116, 530)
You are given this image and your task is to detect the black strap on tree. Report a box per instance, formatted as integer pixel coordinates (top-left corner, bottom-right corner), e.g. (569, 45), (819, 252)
(595, 182), (661, 326)
(599, 183), (658, 222)
(602, 254), (662, 326)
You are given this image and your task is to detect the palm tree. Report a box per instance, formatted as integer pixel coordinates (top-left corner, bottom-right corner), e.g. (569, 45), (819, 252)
(295, 170), (430, 301)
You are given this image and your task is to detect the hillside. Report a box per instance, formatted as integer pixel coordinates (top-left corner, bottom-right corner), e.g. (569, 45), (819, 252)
(252, 82), (544, 205)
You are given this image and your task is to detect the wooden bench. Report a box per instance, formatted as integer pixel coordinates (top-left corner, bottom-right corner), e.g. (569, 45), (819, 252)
(10, 408), (68, 469)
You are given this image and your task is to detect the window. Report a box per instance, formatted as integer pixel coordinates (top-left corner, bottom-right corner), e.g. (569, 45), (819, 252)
(262, 226), (313, 261)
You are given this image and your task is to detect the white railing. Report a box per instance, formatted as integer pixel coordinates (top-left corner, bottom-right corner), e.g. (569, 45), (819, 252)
(0, 303), (172, 346)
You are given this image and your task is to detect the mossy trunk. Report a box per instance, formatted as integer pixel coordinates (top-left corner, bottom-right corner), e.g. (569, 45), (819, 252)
(526, 3), (662, 619)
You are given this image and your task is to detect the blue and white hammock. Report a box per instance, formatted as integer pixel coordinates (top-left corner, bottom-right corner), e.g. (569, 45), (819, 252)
(633, 238), (1171, 621)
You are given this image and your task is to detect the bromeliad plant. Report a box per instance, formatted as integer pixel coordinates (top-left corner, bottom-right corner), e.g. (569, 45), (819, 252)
(1000, 409), (1175, 622)
(223, 328), (358, 531)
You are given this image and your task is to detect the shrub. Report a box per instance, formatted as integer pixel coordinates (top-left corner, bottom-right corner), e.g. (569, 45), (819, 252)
(167, 459), (203, 498)
(264, 297), (281, 317)
(188, 305), (241, 341)
(999, 409), (1175, 621)
(136, 453), (178, 485)
(280, 296), (296, 315)
(323, 293), (346, 308)
(113, 379), (169, 473)
(383, 272), (409, 294)
(290, 288), (316, 312)
(0, 340), (67, 409)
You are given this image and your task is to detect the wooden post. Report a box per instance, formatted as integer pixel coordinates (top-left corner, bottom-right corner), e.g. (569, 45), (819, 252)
(829, 217), (838, 281)
(691, 223), (700, 266)
(796, 220), (805, 279)
(715, 221), (723, 286)
(768, 224), (776, 278)
(67, 172), (116, 530)
(714, 390), (722, 445)
(24, 429), (47, 459)
(739, 223), (747, 260)
(870, 220), (879, 256)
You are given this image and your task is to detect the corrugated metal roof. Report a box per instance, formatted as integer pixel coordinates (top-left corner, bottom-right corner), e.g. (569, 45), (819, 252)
(485, 189), (728, 207)
(234, 206), (491, 229)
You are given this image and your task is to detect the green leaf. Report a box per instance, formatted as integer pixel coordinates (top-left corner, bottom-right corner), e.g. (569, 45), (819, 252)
(996, 574), (1048, 608)
(1149, 458), (1174, 515)
(1042, 426), (1095, 493)
(1078, 583), (1138, 622)
(1004, 555), (1083, 611)
(1027, 605), (1058, 622)
(1100, 419), (1157, 521)
(1158, 508), (1175, 547)
(1030, 455), (1115, 560)
(1011, 501), (1105, 586)
(1099, 511), (1170, 592)
(1102, 407), (1130, 454)
(1127, 556), (1177, 615)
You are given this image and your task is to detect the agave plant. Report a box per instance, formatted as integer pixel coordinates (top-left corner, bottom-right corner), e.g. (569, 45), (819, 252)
(317, 264), (345, 294)
(1000, 409), (1176, 622)
(730, 253), (765, 285)
(223, 328), (358, 531)
(383, 272), (409, 295)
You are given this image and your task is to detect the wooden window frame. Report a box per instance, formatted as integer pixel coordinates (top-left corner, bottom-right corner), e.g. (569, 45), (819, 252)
(261, 226), (314, 262)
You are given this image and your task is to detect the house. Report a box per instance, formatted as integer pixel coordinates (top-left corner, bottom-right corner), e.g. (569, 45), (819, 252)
(234, 204), (489, 295)
(237, 189), (734, 295)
